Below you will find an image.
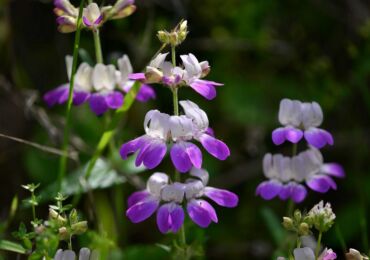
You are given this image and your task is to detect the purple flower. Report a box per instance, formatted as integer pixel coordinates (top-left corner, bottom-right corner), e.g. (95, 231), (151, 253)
(130, 52), (223, 100)
(44, 55), (155, 116)
(256, 148), (345, 202)
(293, 247), (337, 260)
(272, 99), (334, 149)
(126, 168), (238, 233)
(104, 0), (137, 20)
(44, 56), (92, 107)
(119, 100), (230, 172)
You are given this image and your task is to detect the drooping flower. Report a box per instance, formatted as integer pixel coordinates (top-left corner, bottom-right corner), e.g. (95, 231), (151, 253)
(255, 148), (344, 203)
(53, 0), (136, 33)
(272, 99), (334, 149)
(44, 56), (92, 107)
(44, 55), (155, 115)
(119, 100), (230, 172)
(126, 169), (238, 233)
(129, 53), (223, 100)
(345, 248), (369, 260)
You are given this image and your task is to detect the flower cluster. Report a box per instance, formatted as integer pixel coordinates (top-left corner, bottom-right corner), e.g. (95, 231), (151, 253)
(43, 55), (155, 115)
(126, 169), (238, 233)
(120, 100), (230, 172)
(130, 52), (223, 100)
(54, 0), (136, 33)
(256, 98), (344, 203)
(256, 148), (344, 203)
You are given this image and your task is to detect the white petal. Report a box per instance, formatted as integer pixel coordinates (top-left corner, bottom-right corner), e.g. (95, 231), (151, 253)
(84, 3), (101, 23)
(169, 115), (194, 141)
(74, 63), (92, 91)
(92, 64), (116, 91)
(262, 153), (274, 179)
(301, 101), (323, 128)
(278, 98), (302, 126)
(184, 180), (204, 200)
(293, 247), (315, 260)
(144, 110), (170, 140)
(149, 53), (168, 68)
(117, 54), (133, 83)
(180, 53), (202, 78)
(161, 182), (185, 203)
(65, 55), (73, 80)
(190, 168), (209, 185)
(146, 172), (169, 198)
(179, 100), (209, 132)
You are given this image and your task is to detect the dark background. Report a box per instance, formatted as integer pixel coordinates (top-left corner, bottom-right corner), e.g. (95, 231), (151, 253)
(0, 0), (370, 259)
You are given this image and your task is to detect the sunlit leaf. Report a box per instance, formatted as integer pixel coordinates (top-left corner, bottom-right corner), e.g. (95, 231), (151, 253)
(0, 240), (26, 254)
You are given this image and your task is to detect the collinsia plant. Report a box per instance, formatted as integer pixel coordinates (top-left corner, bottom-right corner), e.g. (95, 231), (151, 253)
(119, 20), (238, 256)
(256, 98), (345, 203)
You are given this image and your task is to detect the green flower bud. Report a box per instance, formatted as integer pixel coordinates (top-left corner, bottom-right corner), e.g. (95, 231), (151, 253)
(71, 221), (88, 235)
(49, 208), (67, 225)
(58, 227), (69, 240)
(298, 223), (310, 236)
(282, 217), (294, 230)
(69, 209), (78, 225)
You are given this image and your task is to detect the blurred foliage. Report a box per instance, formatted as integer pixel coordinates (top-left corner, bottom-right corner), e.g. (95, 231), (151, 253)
(0, 0), (370, 259)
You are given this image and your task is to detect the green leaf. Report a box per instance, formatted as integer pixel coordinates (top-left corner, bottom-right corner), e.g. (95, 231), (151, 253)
(37, 159), (126, 203)
(0, 240), (27, 254)
(260, 207), (285, 245)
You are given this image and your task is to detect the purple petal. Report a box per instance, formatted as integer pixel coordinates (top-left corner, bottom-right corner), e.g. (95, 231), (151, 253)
(306, 175), (337, 193)
(321, 163), (345, 178)
(89, 93), (108, 116)
(204, 187), (238, 208)
(189, 80), (217, 100)
(73, 90), (90, 105)
(205, 127), (215, 137)
(304, 128), (334, 149)
(126, 198), (159, 223)
(136, 139), (167, 169)
(199, 134), (230, 160)
(272, 127), (303, 145)
(290, 184), (307, 203)
(198, 199), (218, 223)
(119, 136), (145, 160)
(127, 191), (150, 208)
(156, 203), (184, 234)
(105, 91), (124, 109)
(278, 184), (291, 200)
(136, 84), (156, 102)
(255, 180), (283, 200)
(128, 73), (146, 80)
(82, 16), (92, 27)
(170, 142), (202, 173)
(43, 85), (69, 107)
(187, 199), (216, 228)
(94, 14), (103, 25)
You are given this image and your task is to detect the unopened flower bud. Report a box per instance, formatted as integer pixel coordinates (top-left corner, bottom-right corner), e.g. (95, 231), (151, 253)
(49, 209), (67, 225)
(307, 201), (335, 233)
(34, 225), (45, 234)
(156, 20), (188, 46)
(58, 227), (69, 240)
(282, 217), (294, 230)
(298, 223), (310, 236)
(346, 248), (369, 260)
(69, 209), (78, 224)
(293, 209), (302, 222)
(71, 221), (88, 235)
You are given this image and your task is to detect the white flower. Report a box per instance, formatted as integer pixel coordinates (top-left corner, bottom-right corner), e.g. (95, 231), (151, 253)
(92, 64), (117, 92)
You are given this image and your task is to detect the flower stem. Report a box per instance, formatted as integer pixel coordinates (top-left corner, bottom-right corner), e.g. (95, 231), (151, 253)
(92, 29), (103, 64)
(58, 0), (85, 192)
(315, 231), (322, 260)
(31, 191), (36, 222)
(292, 143), (297, 156)
(296, 236), (301, 248)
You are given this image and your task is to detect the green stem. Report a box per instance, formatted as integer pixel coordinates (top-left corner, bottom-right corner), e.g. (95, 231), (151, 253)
(296, 236), (301, 248)
(292, 143), (297, 156)
(286, 199), (295, 216)
(170, 44), (188, 257)
(68, 235), (72, 250)
(31, 192), (36, 222)
(315, 231), (322, 260)
(92, 29), (103, 64)
(58, 0), (85, 192)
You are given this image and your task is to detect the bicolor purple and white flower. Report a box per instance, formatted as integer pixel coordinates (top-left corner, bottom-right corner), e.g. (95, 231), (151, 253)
(44, 56), (92, 107)
(44, 55), (155, 115)
(256, 148), (344, 203)
(126, 169), (238, 233)
(129, 53), (223, 100)
(82, 3), (103, 28)
(119, 100), (230, 172)
(53, 0), (136, 33)
(272, 99), (334, 149)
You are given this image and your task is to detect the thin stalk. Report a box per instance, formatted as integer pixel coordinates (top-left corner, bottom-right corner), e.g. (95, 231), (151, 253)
(68, 235), (72, 250)
(286, 199), (294, 216)
(170, 44), (187, 256)
(92, 29), (103, 64)
(31, 191), (36, 222)
(315, 231), (322, 260)
(296, 236), (301, 248)
(58, 0), (85, 192)
(292, 143), (297, 156)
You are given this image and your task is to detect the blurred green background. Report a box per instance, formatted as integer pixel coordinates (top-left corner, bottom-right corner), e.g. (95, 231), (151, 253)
(0, 0), (370, 259)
